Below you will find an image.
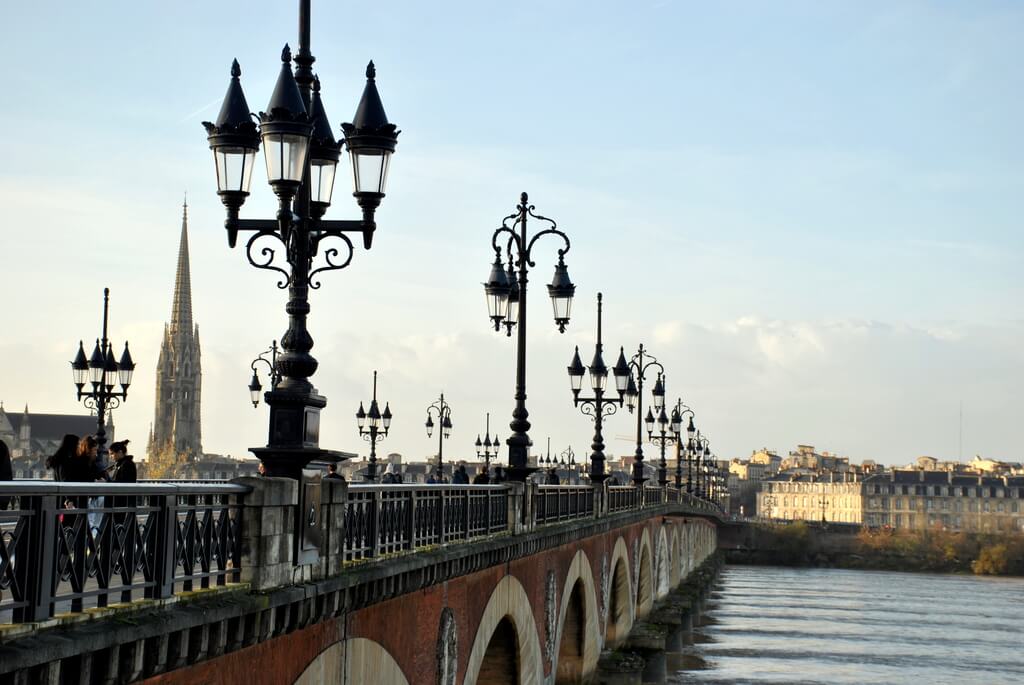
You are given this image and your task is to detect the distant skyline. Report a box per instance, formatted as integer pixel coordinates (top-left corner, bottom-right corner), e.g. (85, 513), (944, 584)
(1, 1), (1021, 467)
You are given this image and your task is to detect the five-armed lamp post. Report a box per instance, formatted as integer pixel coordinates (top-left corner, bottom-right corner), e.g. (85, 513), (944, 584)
(71, 288), (135, 464)
(567, 293), (630, 483)
(202, 0), (399, 478)
(356, 370), (392, 482)
(484, 192), (575, 481)
(623, 345), (666, 486)
(425, 393), (453, 481)
(475, 412), (500, 474)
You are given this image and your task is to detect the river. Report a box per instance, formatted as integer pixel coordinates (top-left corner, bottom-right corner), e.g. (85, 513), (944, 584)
(672, 565), (1024, 685)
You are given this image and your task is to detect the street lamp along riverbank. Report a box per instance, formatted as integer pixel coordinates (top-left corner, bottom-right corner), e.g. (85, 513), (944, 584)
(71, 288), (135, 464)
(566, 292), (630, 484)
(484, 192), (576, 481)
(202, 0), (399, 479)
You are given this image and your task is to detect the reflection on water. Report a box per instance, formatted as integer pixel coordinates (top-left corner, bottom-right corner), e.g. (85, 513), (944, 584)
(672, 565), (1024, 685)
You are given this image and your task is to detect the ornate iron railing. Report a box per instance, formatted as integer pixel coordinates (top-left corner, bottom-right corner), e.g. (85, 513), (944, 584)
(341, 485), (509, 562)
(534, 485), (594, 524)
(607, 485), (641, 512)
(643, 486), (664, 506)
(0, 482), (247, 624)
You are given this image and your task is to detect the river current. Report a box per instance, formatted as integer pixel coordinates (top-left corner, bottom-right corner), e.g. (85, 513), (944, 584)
(672, 565), (1024, 685)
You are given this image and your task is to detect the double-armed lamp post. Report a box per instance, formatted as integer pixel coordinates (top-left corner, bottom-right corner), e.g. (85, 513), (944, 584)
(622, 345), (666, 485)
(356, 371), (392, 482)
(202, 0), (399, 478)
(483, 193), (575, 481)
(71, 288), (135, 463)
(567, 293), (630, 483)
(425, 394), (453, 480)
(647, 382), (681, 486)
(247, 340), (281, 407)
(669, 399), (696, 489)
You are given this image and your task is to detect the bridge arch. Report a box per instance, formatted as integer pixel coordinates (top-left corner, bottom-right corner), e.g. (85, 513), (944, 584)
(552, 550), (601, 683)
(293, 637), (408, 685)
(465, 574), (544, 685)
(655, 526), (671, 599)
(669, 525), (681, 588)
(604, 537), (633, 648)
(635, 528), (655, 619)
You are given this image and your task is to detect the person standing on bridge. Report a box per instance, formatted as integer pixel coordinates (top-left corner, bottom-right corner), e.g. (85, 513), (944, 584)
(109, 441), (136, 484)
(0, 439), (12, 510)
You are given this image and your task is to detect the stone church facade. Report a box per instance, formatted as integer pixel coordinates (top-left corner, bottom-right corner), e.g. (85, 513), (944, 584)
(144, 200), (257, 481)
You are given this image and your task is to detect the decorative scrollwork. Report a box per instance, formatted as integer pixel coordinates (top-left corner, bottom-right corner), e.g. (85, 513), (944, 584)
(81, 396), (120, 413)
(579, 399), (619, 423)
(245, 231), (291, 289)
(525, 226), (570, 267)
(308, 231), (355, 289)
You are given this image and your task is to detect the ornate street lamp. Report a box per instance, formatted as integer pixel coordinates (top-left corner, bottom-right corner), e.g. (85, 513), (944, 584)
(202, 0), (400, 478)
(356, 370), (391, 482)
(623, 345), (665, 486)
(647, 378), (679, 487)
(71, 288), (135, 464)
(475, 412), (500, 475)
(669, 399), (696, 489)
(247, 340), (281, 407)
(425, 393), (453, 481)
(694, 433), (711, 499)
(484, 193), (574, 481)
(566, 293), (629, 483)
(561, 446), (576, 483)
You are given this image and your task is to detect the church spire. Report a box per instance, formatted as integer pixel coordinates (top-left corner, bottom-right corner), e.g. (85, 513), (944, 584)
(171, 195), (193, 331)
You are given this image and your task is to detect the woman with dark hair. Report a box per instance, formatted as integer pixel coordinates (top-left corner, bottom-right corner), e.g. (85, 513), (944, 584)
(109, 440), (136, 483)
(59, 436), (99, 483)
(46, 434), (80, 482)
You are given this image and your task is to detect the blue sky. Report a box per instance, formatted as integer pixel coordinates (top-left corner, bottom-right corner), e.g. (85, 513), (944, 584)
(1, 1), (1021, 466)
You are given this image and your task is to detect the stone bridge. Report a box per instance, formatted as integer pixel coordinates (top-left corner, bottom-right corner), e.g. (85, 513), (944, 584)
(0, 479), (722, 684)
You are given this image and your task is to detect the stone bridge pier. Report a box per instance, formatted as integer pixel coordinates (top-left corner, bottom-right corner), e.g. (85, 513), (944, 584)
(0, 478), (721, 684)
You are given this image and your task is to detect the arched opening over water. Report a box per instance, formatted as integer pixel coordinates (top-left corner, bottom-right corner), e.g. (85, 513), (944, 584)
(605, 556), (632, 647)
(555, 580), (586, 683)
(477, 617), (519, 685)
(636, 539), (654, 619)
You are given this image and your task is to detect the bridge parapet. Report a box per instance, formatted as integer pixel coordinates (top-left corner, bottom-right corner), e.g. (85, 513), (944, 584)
(1, 479), (721, 626)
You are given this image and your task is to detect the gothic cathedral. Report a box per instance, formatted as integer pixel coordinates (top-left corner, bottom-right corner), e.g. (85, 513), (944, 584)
(147, 200), (203, 476)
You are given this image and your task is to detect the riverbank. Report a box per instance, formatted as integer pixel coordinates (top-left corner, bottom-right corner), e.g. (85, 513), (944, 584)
(724, 521), (1024, 576)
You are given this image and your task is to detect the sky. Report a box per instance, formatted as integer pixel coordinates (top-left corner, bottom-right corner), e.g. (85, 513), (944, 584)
(0, 1), (1021, 468)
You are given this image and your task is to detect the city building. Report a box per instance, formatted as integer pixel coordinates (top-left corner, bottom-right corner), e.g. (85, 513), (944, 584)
(758, 472), (864, 523)
(861, 471), (1024, 533)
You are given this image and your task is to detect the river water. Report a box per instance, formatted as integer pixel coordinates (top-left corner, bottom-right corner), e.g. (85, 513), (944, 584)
(672, 565), (1024, 685)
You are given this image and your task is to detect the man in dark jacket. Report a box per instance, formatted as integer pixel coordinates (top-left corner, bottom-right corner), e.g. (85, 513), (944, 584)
(452, 465), (469, 484)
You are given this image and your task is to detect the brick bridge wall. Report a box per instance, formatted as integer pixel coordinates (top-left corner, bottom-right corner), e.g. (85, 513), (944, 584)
(144, 513), (716, 685)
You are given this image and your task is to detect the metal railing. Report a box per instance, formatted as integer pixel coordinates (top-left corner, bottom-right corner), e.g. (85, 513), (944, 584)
(608, 485), (642, 512)
(2, 477), (723, 625)
(534, 485), (594, 524)
(0, 482), (247, 624)
(342, 484), (509, 562)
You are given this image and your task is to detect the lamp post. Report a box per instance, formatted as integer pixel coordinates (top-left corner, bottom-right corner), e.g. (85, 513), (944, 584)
(561, 446), (576, 484)
(693, 433), (710, 498)
(247, 340), (281, 407)
(648, 383), (681, 487)
(71, 288), (135, 464)
(356, 370), (391, 482)
(670, 399), (696, 489)
(566, 293), (630, 484)
(202, 0), (399, 478)
(475, 412), (500, 475)
(622, 345), (665, 486)
(483, 193), (575, 481)
(425, 393), (452, 481)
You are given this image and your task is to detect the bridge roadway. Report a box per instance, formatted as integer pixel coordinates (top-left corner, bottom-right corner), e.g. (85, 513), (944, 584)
(0, 478), (722, 684)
